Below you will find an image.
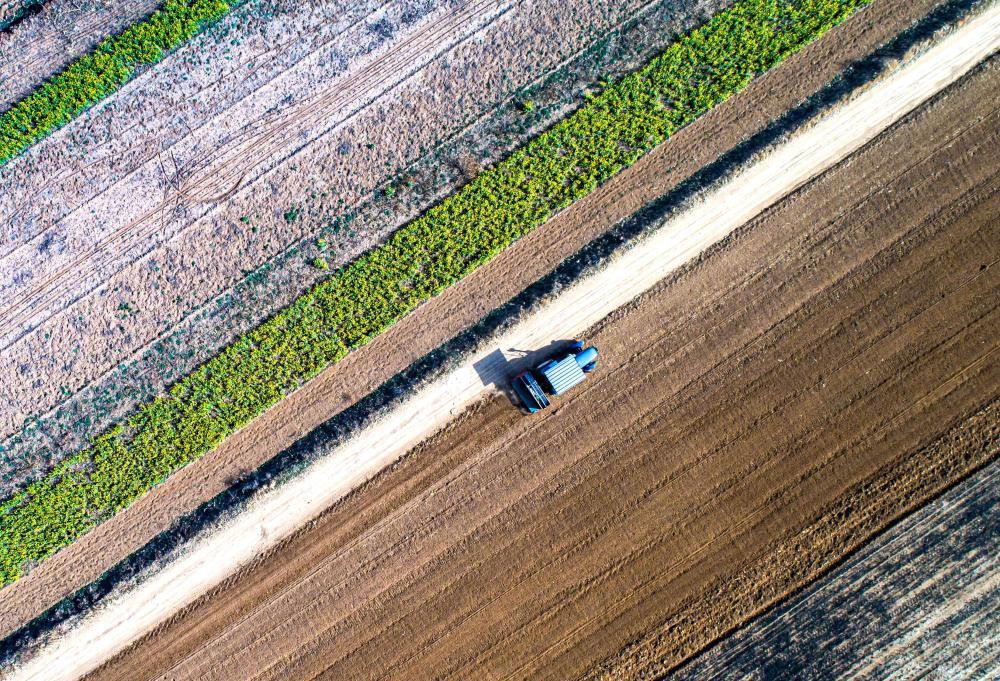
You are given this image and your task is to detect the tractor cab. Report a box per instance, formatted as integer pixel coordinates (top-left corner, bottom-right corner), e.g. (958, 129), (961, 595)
(511, 341), (598, 413)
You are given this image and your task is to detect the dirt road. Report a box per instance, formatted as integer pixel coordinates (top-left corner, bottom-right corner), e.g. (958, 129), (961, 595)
(673, 458), (1000, 679)
(6, 11), (996, 679)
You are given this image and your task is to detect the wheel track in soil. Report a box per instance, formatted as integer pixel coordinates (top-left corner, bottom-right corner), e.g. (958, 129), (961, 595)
(1, 0), (405, 226)
(0, 0), (514, 338)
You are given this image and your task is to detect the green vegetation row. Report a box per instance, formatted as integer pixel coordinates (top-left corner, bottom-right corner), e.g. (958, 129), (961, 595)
(0, 0), (235, 166)
(0, 0), (871, 584)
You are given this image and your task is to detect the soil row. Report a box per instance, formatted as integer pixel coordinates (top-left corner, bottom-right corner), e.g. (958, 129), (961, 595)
(671, 456), (1000, 679)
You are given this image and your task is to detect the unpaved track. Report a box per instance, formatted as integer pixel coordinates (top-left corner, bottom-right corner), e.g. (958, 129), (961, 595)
(82, 48), (1000, 681)
(672, 459), (1000, 679)
(6, 12), (997, 679)
(0, 0), (161, 109)
(0, 0), (954, 636)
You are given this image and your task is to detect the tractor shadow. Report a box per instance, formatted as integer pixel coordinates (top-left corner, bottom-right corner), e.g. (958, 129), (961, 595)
(473, 339), (577, 407)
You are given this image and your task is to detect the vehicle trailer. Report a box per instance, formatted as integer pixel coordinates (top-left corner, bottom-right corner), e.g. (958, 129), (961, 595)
(511, 340), (598, 413)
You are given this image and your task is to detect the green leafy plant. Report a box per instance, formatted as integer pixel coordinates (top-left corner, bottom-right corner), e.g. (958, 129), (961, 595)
(0, 0), (871, 585)
(0, 0), (236, 166)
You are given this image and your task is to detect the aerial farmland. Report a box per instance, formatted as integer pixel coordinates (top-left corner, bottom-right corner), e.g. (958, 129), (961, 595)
(0, 0), (996, 678)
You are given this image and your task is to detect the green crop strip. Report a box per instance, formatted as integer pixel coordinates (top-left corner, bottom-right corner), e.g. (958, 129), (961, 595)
(0, 0), (235, 166)
(0, 0), (871, 584)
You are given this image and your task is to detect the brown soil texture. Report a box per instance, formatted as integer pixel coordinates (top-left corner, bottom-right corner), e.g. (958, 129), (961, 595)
(85, 50), (1000, 681)
(0, 0), (161, 109)
(0, 0), (953, 639)
(671, 449), (1000, 679)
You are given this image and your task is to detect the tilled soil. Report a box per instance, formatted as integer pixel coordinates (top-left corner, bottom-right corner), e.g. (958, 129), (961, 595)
(0, 0), (961, 640)
(84, 52), (999, 681)
(671, 454), (1000, 680)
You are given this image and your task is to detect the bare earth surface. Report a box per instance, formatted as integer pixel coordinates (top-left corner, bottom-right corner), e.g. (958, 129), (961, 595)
(0, 0), (957, 637)
(0, 0), (976, 642)
(672, 457), (1000, 680)
(83, 47), (1000, 681)
(0, 0), (161, 109)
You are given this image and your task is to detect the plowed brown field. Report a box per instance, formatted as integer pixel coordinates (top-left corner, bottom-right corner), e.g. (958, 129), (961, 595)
(672, 453), (1000, 679)
(86, 51), (999, 681)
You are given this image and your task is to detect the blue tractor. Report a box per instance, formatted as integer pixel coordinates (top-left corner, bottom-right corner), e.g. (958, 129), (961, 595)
(511, 340), (599, 413)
